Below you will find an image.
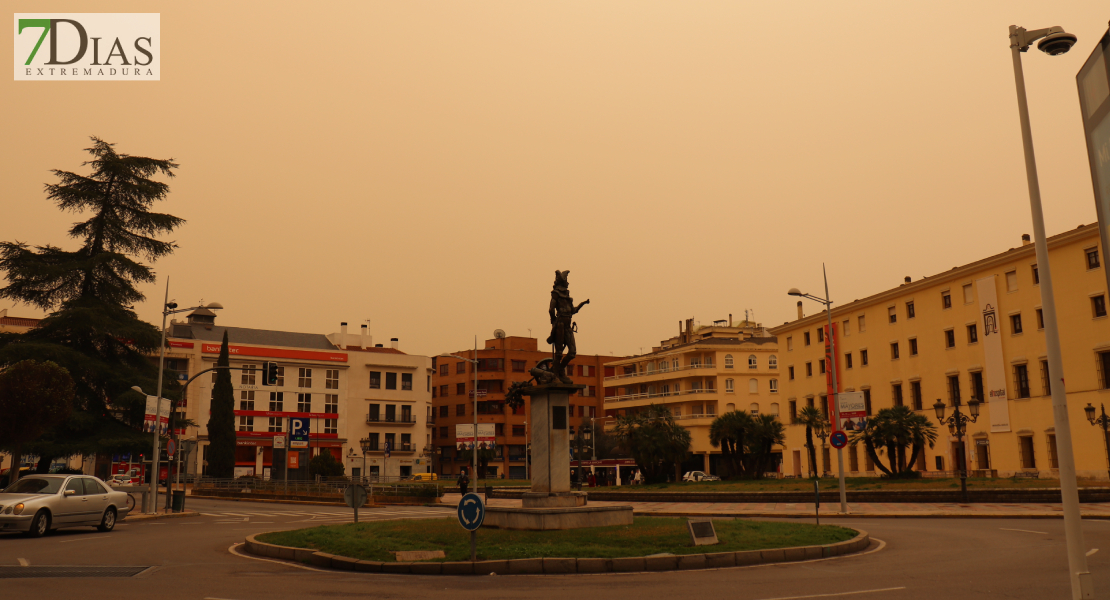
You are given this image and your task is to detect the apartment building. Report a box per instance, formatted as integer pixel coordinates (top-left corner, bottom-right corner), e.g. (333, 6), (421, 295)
(602, 317), (782, 475)
(432, 334), (623, 479)
(771, 224), (1110, 479)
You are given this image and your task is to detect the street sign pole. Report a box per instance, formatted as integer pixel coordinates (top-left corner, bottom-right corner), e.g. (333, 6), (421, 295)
(814, 480), (820, 525)
(457, 492), (485, 562)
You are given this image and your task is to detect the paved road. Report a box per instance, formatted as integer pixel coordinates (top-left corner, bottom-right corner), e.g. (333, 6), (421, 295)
(2, 496), (1109, 599)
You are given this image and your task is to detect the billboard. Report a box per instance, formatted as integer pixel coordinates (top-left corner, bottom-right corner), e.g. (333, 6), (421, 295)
(1078, 30), (1110, 305)
(143, 395), (170, 435)
(823, 322), (843, 434)
(455, 423), (496, 451)
(837, 391), (868, 432)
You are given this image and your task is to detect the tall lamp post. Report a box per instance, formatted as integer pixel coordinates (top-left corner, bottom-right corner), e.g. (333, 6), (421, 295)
(812, 418), (829, 477)
(789, 265), (847, 513)
(145, 288), (222, 514)
(359, 437), (373, 484)
(1083, 404), (1110, 481)
(932, 397), (980, 503)
(1009, 23), (1092, 599)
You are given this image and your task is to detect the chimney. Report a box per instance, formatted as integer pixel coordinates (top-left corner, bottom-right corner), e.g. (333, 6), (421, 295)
(1022, 233), (1031, 246)
(360, 324), (368, 349)
(904, 276), (911, 284)
(390, 337), (399, 350)
(685, 318), (695, 343)
(729, 313), (733, 327)
(796, 301), (804, 320)
(678, 320), (683, 342)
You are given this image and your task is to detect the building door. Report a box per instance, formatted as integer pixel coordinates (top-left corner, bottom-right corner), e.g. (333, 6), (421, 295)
(976, 442), (990, 470)
(951, 441), (966, 472)
(792, 450), (802, 477)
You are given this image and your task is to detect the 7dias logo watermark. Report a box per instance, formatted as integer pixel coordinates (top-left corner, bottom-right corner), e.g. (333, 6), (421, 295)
(14, 14), (159, 81)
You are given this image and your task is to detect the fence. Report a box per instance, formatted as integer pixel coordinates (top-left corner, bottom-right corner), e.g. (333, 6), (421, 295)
(192, 476), (444, 499)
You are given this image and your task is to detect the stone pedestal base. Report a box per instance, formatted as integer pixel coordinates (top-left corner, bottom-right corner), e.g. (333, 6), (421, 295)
(484, 505), (634, 531)
(521, 492), (587, 509)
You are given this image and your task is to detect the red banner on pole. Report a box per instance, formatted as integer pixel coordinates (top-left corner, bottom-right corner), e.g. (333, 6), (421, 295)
(824, 322), (842, 434)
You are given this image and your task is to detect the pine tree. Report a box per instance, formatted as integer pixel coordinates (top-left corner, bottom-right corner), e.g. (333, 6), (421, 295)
(205, 332), (236, 478)
(0, 137), (184, 460)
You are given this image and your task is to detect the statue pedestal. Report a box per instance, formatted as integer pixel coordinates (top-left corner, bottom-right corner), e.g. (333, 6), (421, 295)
(484, 383), (633, 530)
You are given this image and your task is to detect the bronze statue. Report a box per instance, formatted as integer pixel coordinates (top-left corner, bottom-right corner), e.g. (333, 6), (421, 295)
(547, 270), (589, 384)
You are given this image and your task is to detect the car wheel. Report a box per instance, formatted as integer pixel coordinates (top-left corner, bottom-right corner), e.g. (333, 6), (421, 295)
(97, 508), (116, 532)
(25, 510), (49, 538)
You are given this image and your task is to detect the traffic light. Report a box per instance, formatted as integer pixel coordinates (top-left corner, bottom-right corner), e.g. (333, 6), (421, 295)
(261, 362), (280, 386)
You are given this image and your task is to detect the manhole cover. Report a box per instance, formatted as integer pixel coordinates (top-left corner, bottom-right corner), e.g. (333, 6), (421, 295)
(0, 566), (152, 578)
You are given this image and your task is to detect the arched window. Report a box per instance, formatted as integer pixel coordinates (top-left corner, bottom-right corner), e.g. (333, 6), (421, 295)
(748, 355), (758, 369)
(659, 360), (668, 372)
(769, 355), (778, 369)
(749, 402), (760, 414)
(769, 379), (779, 393)
(769, 402), (780, 416)
(749, 378), (758, 393)
(725, 354), (734, 369)
(672, 358), (680, 371)
(725, 378), (735, 392)
(726, 403), (736, 412)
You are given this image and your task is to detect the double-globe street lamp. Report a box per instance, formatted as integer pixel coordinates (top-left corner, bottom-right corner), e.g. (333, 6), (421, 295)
(1083, 404), (1110, 481)
(1009, 23), (1092, 599)
(789, 264), (847, 514)
(932, 397), (980, 503)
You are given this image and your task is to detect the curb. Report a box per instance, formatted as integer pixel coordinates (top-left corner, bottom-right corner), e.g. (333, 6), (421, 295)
(241, 528), (871, 575)
(639, 511), (1110, 520)
(125, 510), (201, 522)
(189, 494), (442, 509)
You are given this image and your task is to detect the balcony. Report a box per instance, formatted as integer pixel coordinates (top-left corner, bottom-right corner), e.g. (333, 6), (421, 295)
(604, 362), (717, 382)
(358, 440), (415, 453)
(366, 414), (417, 425)
(426, 414), (436, 425)
(604, 387), (719, 405)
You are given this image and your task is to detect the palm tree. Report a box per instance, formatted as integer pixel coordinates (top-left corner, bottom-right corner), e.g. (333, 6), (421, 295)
(745, 413), (786, 478)
(849, 406), (938, 477)
(796, 406), (826, 478)
(709, 411), (752, 479)
(613, 404), (692, 484)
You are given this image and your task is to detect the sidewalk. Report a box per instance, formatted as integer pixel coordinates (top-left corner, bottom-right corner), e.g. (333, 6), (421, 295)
(440, 493), (1110, 519)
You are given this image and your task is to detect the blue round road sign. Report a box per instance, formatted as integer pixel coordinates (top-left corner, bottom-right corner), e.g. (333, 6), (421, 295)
(457, 492), (485, 531)
(830, 431), (848, 449)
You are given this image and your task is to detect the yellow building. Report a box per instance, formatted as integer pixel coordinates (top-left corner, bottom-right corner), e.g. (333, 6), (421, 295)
(603, 317), (783, 474)
(770, 224), (1110, 479)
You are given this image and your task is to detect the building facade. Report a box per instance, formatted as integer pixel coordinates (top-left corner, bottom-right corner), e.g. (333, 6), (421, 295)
(771, 224), (1110, 479)
(164, 313), (432, 480)
(602, 317), (783, 475)
(432, 335), (623, 479)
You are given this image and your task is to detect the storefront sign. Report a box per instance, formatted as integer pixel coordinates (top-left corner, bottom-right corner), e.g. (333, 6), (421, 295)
(976, 275), (1011, 432)
(233, 410), (339, 419)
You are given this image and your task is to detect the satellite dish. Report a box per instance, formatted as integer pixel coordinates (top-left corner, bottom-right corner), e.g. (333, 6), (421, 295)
(494, 329), (506, 339)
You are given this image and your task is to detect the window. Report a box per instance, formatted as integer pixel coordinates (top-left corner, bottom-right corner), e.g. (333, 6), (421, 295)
(788, 366), (795, 380)
(819, 359), (826, 374)
(787, 337), (793, 351)
(945, 329), (955, 348)
(725, 378), (735, 392)
(269, 392), (283, 412)
(769, 379), (778, 393)
(384, 372), (397, 390)
(238, 416), (254, 432)
(368, 403), (381, 421)
(1101, 352), (1110, 389)
(769, 355), (778, 369)
(817, 328), (824, 343)
(748, 379), (758, 394)
(1019, 435), (1036, 469)
(1005, 271), (1018, 293)
(963, 284), (974, 304)
(1088, 247), (1101, 270)
(1011, 313), (1023, 335)
(805, 362), (813, 377)
(457, 361), (466, 374)
(888, 306), (897, 324)
(1014, 364), (1031, 398)
(439, 384), (448, 397)
(401, 373), (413, 391)
(769, 402), (779, 416)
(369, 371), (381, 389)
(863, 389), (872, 415)
(843, 320), (850, 335)
(298, 368), (312, 388)
(1094, 295), (1108, 318)
(967, 324), (978, 344)
(725, 354), (734, 369)
(890, 342), (900, 360)
(804, 331), (811, 346)
(860, 349), (869, 366)
(1047, 434), (1059, 469)
(909, 338), (918, 356)
(845, 352), (853, 369)
(858, 315), (866, 332)
(1041, 360), (1051, 396)
(239, 390), (255, 411)
(1032, 264), (1039, 284)
(1036, 308), (1044, 329)
(748, 355), (758, 369)
(477, 358), (504, 372)
(512, 424), (525, 437)
(268, 417), (283, 432)
(456, 404), (465, 416)
(892, 383), (903, 407)
(297, 393), (311, 412)
(324, 394), (338, 414)
(324, 419), (337, 435)
(439, 363), (448, 377)
(241, 364), (257, 386)
(906, 301), (915, 319)
(942, 292), (952, 309)
(749, 402), (760, 414)
(325, 369), (339, 389)
(789, 400), (798, 423)
(438, 405), (448, 418)
(401, 405), (412, 422)
(947, 375), (961, 406)
(911, 381), (922, 410)
(511, 360), (526, 372)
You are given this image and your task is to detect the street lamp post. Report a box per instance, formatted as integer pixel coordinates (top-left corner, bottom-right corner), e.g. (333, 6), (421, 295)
(1083, 404), (1110, 481)
(932, 397), (980, 503)
(789, 264), (847, 513)
(1009, 23), (1092, 599)
(359, 437), (374, 485)
(813, 419), (829, 477)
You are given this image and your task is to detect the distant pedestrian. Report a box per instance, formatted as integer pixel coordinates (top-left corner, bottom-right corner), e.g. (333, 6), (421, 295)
(458, 468), (470, 496)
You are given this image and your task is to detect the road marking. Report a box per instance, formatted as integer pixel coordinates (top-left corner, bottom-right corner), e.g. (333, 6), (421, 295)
(753, 587), (906, 600)
(60, 537), (106, 543)
(1000, 528), (1048, 535)
(1088, 548), (1099, 556)
(219, 513), (251, 517)
(17, 558), (28, 566)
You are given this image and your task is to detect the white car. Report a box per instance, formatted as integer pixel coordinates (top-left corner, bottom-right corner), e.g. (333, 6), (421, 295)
(682, 471), (721, 482)
(0, 475), (132, 537)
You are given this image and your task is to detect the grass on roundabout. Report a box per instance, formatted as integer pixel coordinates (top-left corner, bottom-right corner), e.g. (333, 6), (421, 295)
(256, 517), (856, 562)
(473, 477), (1110, 492)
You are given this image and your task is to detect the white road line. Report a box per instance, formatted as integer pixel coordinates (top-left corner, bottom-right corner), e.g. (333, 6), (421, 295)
(218, 513), (251, 517)
(1088, 548), (1099, 556)
(753, 587), (907, 600)
(1000, 528), (1048, 535)
(60, 537), (105, 543)
(200, 513), (221, 516)
(17, 558), (29, 566)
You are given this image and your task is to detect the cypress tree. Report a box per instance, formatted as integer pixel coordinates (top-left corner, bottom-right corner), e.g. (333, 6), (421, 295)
(0, 137), (183, 461)
(205, 332), (236, 478)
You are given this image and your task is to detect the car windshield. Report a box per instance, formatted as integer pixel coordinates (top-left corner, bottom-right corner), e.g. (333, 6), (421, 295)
(3, 477), (64, 494)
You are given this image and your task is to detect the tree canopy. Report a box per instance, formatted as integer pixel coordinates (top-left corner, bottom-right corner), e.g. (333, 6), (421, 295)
(0, 360), (75, 483)
(613, 404), (691, 484)
(849, 405), (938, 477)
(205, 332), (236, 478)
(709, 410), (785, 479)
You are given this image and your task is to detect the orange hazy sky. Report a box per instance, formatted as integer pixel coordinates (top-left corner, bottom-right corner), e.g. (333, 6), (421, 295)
(4, 2), (1110, 358)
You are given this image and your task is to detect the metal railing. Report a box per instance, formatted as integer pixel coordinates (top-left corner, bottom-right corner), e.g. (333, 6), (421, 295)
(366, 415), (417, 424)
(605, 362), (717, 382)
(604, 387), (719, 404)
(192, 476), (445, 497)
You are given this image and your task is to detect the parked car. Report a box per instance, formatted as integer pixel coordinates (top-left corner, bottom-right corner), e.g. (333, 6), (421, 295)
(407, 473), (438, 482)
(682, 471), (721, 482)
(0, 475), (132, 537)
